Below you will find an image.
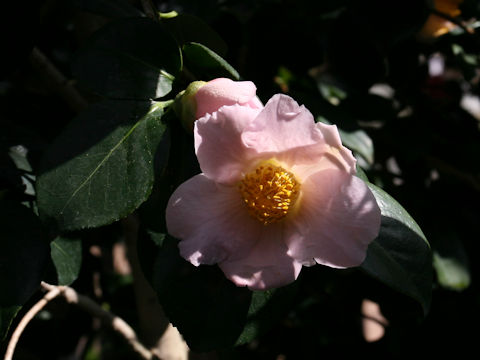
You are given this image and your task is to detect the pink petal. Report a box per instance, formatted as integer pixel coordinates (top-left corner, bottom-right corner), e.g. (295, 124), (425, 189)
(278, 140), (357, 179)
(315, 122), (343, 148)
(310, 123), (357, 175)
(286, 169), (381, 268)
(241, 94), (357, 174)
(166, 174), (262, 266)
(242, 94), (320, 153)
(194, 104), (262, 184)
(219, 225), (302, 290)
(195, 78), (262, 119)
(247, 96), (264, 109)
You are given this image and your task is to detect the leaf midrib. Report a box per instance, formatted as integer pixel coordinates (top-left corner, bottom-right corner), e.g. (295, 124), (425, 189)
(60, 115), (145, 214)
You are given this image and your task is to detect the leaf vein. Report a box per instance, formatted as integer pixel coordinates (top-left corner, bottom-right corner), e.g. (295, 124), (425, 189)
(60, 117), (145, 214)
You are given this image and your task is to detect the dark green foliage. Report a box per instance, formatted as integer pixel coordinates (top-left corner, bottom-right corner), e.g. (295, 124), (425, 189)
(183, 42), (240, 80)
(72, 17), (182, 99)
(50, 236), (82, 285)
(36, 100), (168, 231)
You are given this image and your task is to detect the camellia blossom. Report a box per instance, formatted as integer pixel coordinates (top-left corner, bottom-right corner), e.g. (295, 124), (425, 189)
(166, 90), (381, 290)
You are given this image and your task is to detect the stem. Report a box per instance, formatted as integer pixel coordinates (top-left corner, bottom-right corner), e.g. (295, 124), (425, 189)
(4, 286), (62, 360)
(122, 215), (189, 359)
(29, 47), (89, 112)
(3, 282), (157, 360)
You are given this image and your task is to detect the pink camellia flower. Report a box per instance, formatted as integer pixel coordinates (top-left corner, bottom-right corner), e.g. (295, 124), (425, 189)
(166, 93), (381, 290)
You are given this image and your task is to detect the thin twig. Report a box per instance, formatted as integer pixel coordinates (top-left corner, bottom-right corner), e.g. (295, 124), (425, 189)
(29, 47), (89, 112)
(122, 216), (169, 343)
(3, 282), (157, 360)
(41, 282), (156, 360)
(121, 215), (189, 359)
(4, 286), (62, 360)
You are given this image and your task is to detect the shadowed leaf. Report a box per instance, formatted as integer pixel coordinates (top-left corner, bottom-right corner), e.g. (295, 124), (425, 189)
(37, 100), (169, 231)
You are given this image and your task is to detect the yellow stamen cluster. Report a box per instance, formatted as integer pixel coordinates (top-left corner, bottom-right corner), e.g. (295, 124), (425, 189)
(238, 162), (300, 225)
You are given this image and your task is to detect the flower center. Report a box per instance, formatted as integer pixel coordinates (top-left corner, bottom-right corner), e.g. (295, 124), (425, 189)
(238, 162), (300, 225)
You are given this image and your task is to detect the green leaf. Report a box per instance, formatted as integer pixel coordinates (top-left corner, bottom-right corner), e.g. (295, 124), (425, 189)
(163, 13), (228, 56)
(183, 42), (240, 81)
(50, 237), (82, 286)
(361, 183), (432, 314)
(317, 79), (347, 105)
(147, 232), (252, 351)
(433, 252), (470, 291)
(72, 17), (181, 99)
(37, 100), (170, 231)
(355, 164), (369, 182)
(0, 199), (49, 338)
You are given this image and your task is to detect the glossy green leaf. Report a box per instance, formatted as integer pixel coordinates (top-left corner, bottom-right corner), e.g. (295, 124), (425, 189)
(50, 237), (82, 286)
(163, 13), (228, 56)
(0, 200), (49, 338)
(148, 232), (252, 351)
(72, 17), (181, 99)
(361, 183), (432, 314)
(183, 42), (240, 81)
(37, 100), (170, 231)
(355, 164), (369, 182)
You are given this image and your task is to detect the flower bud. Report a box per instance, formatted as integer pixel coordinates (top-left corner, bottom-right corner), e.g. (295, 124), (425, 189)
(174, 78), (263, 132)
(173, 81), (207, 132)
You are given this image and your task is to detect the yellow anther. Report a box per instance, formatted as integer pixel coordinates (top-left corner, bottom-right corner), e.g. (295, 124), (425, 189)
(238, 161), (300, 225)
